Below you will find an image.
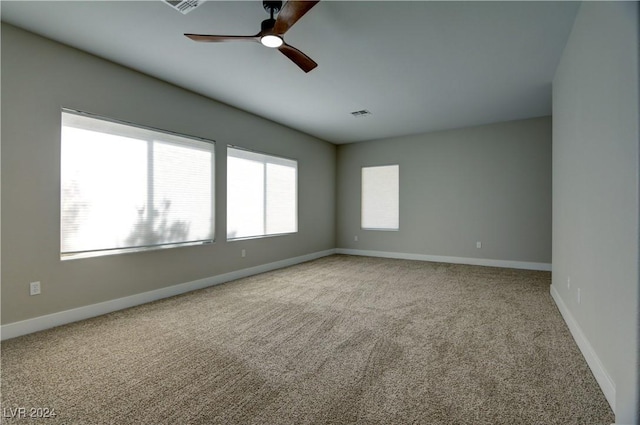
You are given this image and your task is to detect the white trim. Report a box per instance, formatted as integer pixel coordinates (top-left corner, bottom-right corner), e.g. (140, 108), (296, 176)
(550, 284), (616, 412)
(336, 248), (552, 271)
(0, 249), (336, 341)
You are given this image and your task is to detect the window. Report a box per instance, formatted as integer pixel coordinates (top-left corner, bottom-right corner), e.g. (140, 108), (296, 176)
(61, 110), (214, 259)
(227, 147), (297, 240)
(361, 164), (399, 230)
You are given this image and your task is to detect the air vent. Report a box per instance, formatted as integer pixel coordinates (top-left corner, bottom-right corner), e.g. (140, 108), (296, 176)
(163, 0), (205, 15)
(350, 109), (372, 118)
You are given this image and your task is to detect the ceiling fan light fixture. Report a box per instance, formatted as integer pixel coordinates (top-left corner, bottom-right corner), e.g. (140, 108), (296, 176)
(260, 34), (283, 48)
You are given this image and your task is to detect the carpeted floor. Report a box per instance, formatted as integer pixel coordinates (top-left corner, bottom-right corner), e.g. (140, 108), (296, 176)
(1, 255), (614, 424)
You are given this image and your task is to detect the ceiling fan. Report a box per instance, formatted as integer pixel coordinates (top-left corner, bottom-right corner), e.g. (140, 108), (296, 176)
(185, 0), (319, 73)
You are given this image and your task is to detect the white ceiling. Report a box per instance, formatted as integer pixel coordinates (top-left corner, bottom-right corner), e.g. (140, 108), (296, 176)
(1, 1), (579, 144)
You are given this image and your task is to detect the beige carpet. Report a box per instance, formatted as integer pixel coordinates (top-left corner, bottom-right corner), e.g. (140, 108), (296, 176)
(1, 255), (613, 424)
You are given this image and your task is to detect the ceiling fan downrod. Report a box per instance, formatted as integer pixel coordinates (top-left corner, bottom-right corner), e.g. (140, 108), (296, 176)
(261, 0), (282, 33)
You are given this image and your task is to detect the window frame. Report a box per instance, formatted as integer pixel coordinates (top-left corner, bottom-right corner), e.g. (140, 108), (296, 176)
(226, 145), (299, 241)
(60, 108), (216, 260)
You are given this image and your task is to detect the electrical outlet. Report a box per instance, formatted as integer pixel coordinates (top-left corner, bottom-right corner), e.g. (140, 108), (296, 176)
(476, 241), (482, 249)
(30, 281), (41, 296)
(577, 288), (581, 304)
(354, 235), (358, 242)
(567, 276), (571, 289)
(241, 249), (246, 258)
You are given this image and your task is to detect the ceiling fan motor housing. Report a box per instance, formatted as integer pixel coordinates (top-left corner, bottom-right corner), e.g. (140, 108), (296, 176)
(261, 18), (277, 34)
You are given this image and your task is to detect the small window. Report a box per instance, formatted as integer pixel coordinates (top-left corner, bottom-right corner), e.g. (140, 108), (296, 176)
(60, 110), (215, 259)
(361, 164), (399, 230)
(227, 146), (297, 240)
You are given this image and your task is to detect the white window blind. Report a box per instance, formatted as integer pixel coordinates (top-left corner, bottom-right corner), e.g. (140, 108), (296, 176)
(227, 147), (297, 240)
(61, 110), (214, 259)
(361, 164), (399, 230)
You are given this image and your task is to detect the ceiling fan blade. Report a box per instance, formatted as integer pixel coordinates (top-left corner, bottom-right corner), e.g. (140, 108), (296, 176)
(278, 42), (317, 73)
(273, 1), (319, 35)
(185, 33), (260, 43)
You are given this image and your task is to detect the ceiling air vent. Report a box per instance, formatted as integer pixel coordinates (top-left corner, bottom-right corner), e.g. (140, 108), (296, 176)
(163, 0), (205, 15)
(350, 110), (372, 118)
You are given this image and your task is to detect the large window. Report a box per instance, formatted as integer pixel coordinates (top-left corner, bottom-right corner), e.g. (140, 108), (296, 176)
(361, 164), (399, 230)
(227, 147), (297, 240)
(61, 110), (214, 259)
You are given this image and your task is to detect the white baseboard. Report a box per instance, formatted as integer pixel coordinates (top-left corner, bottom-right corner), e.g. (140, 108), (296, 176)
(0, 249), (336, 341)
(550, 284), (616, 412)
(336, 248), (552, 271)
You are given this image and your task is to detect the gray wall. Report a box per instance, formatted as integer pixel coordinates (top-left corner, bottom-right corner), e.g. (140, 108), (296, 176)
(1, 24), (336, 325)
(336, 117), (552, 265)
(552, 2), (639, 423)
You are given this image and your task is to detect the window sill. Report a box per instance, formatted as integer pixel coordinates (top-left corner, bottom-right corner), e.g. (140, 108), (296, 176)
(60, 240), (214, 261)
